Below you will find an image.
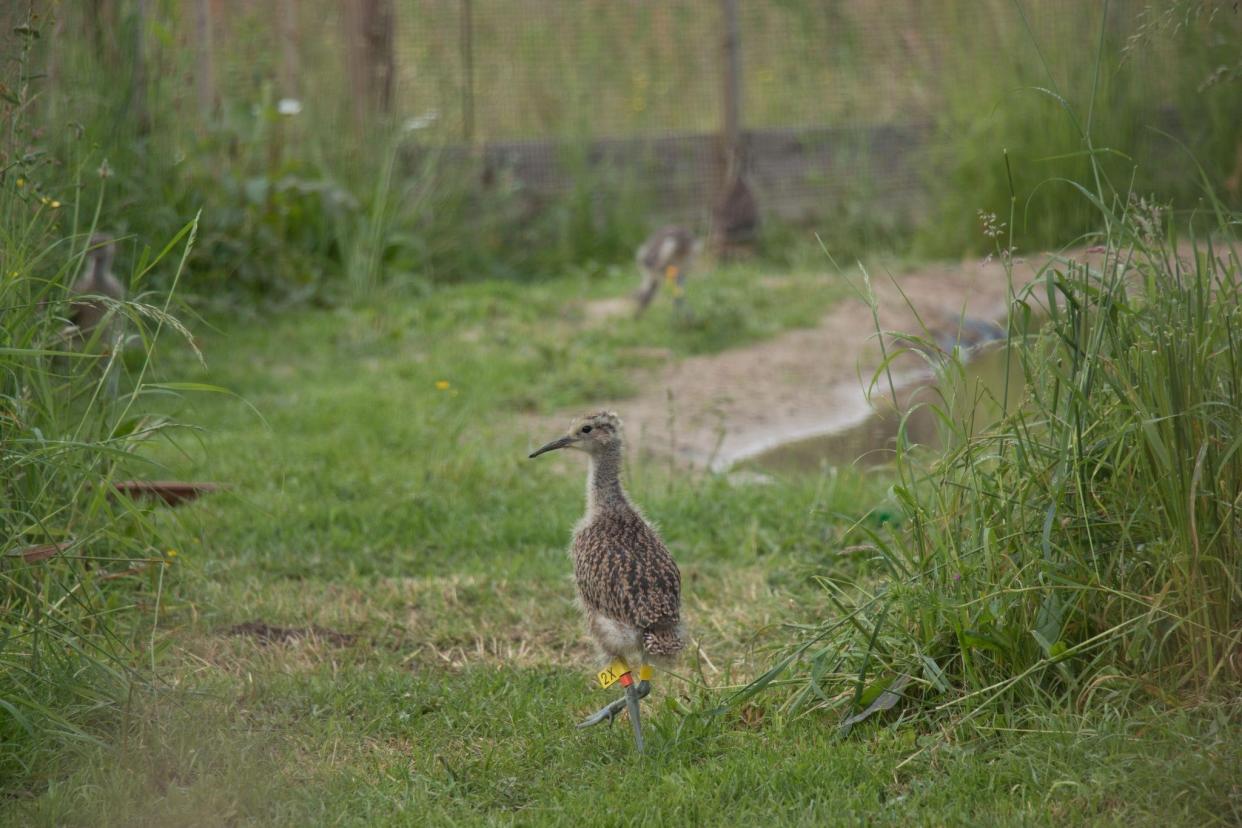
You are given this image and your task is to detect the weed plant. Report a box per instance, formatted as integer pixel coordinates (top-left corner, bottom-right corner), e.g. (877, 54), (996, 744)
(917, 0), (1242, 256)
(758, 163), (1241, 736)
(749, 0), (1242, 731)
(0, 23), (199, 794)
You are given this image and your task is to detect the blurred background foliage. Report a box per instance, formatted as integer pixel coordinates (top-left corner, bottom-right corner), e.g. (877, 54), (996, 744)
(7, 0), (1239, 307)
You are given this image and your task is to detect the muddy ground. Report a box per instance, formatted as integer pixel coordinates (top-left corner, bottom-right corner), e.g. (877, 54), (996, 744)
(561, 250), (1107, 469)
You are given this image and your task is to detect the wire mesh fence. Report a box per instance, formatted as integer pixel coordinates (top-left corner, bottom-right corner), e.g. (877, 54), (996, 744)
(27, 0), (1242, 256)
(194, 1), (1220, 224)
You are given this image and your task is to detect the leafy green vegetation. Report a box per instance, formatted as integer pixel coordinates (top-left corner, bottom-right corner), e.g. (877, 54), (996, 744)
(915, 0), (1242, 256)
(4, 1), (1241, 823)
(27, 1), (1242, 301)
(764, 210), (1242, 733)
(7, 263), (1241, 825)
(0, 32), (201, 790)
(748, 2), (1242, 745)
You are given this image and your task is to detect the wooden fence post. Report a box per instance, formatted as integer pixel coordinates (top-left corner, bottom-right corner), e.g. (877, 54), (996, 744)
(720, 0), (742, 180)
(132, 0), (150, 134)
(193, 0), (216, 123)
(460, 0), (475, 143)
(346, 0), (396, 131)
(279, 0), (300, 101)
(714, 0), (758, 255)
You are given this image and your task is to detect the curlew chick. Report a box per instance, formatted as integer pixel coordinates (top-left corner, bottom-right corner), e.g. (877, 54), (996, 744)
(66, 235), (125, 347)
(529, 411), (683, 751)
(634, 225), (701, 317)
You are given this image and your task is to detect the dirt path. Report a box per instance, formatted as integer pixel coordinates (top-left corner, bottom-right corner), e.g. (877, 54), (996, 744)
(572, 251), (1091, 469)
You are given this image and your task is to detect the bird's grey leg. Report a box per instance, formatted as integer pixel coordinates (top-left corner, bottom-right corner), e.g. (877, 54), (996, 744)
(624, 681), (644, 753)
(634, 268), (659, 317)
(672, 270), (692, 320)
(577, 678), (653, 751)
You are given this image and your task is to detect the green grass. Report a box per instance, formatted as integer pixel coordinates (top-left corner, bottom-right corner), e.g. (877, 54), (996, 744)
(6, 261), (1240, 825)
(914, 0), (1242, 257)
(21, 676), (1242, 825)
(6, 4), (1241, 823)
(765, 225), (1242, 729)
(0, 210), (201, 790)
(0, 28), (205, 792)
(755, 7), (1242, 747)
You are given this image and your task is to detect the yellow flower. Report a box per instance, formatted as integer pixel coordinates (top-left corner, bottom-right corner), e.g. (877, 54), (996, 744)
(50, 200), (61, 209)
(166, 549), (178, 558)
(15, 177), (25, 188)
(435, 380), (451, 390)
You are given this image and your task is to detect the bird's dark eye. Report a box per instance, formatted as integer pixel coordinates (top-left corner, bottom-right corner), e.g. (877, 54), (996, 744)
(581, 425), (593, 434)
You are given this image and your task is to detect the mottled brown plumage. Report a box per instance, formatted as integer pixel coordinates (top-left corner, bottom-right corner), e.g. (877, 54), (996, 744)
(574, 509), (683, 659)
(530, 411), (684, 667)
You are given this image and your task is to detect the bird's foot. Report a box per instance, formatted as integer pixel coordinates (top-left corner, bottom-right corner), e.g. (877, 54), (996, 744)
(578, 678), (652, 752)
(577, 694), (629, 729)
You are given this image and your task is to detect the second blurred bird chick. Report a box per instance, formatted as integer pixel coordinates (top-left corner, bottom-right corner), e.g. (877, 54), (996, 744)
(66, 235), (125, 348)
(633, 225), (701, 317)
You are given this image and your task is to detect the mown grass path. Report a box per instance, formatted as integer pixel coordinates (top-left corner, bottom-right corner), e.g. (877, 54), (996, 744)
(16, 265), (1240, 826)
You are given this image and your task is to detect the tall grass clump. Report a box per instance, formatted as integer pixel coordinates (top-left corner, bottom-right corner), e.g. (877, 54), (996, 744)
(1, 20), (199, 793)
(752, 1), (1242, 728)
(916, 0), (1242, 257)
(753, 192), (1240, 732)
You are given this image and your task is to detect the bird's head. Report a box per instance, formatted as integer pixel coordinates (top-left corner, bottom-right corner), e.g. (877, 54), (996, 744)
(529, 411), (623, 459)
(86, 234), (115, 273)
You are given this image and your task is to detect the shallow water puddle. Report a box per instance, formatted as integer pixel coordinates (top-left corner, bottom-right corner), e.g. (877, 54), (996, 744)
(740, 340), (1026, 473)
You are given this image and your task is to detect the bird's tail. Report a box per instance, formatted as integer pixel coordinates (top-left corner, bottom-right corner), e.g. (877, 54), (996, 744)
(642, 625), (684, 658)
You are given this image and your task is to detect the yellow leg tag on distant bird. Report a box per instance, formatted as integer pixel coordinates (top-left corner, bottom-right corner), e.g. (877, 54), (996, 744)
(597, 659), (629, 689)
(638, 665), (653, 681)
(664, 265), (679, 284)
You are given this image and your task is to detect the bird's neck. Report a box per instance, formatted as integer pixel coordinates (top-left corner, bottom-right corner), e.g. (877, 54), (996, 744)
(586, 444), (629, 517)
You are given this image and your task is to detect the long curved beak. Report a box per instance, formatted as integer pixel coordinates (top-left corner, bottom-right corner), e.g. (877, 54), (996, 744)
(529, 435), (574, 459)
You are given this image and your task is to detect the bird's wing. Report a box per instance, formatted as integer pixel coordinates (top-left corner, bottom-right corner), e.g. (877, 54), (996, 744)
(575, 517), (681, 630)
